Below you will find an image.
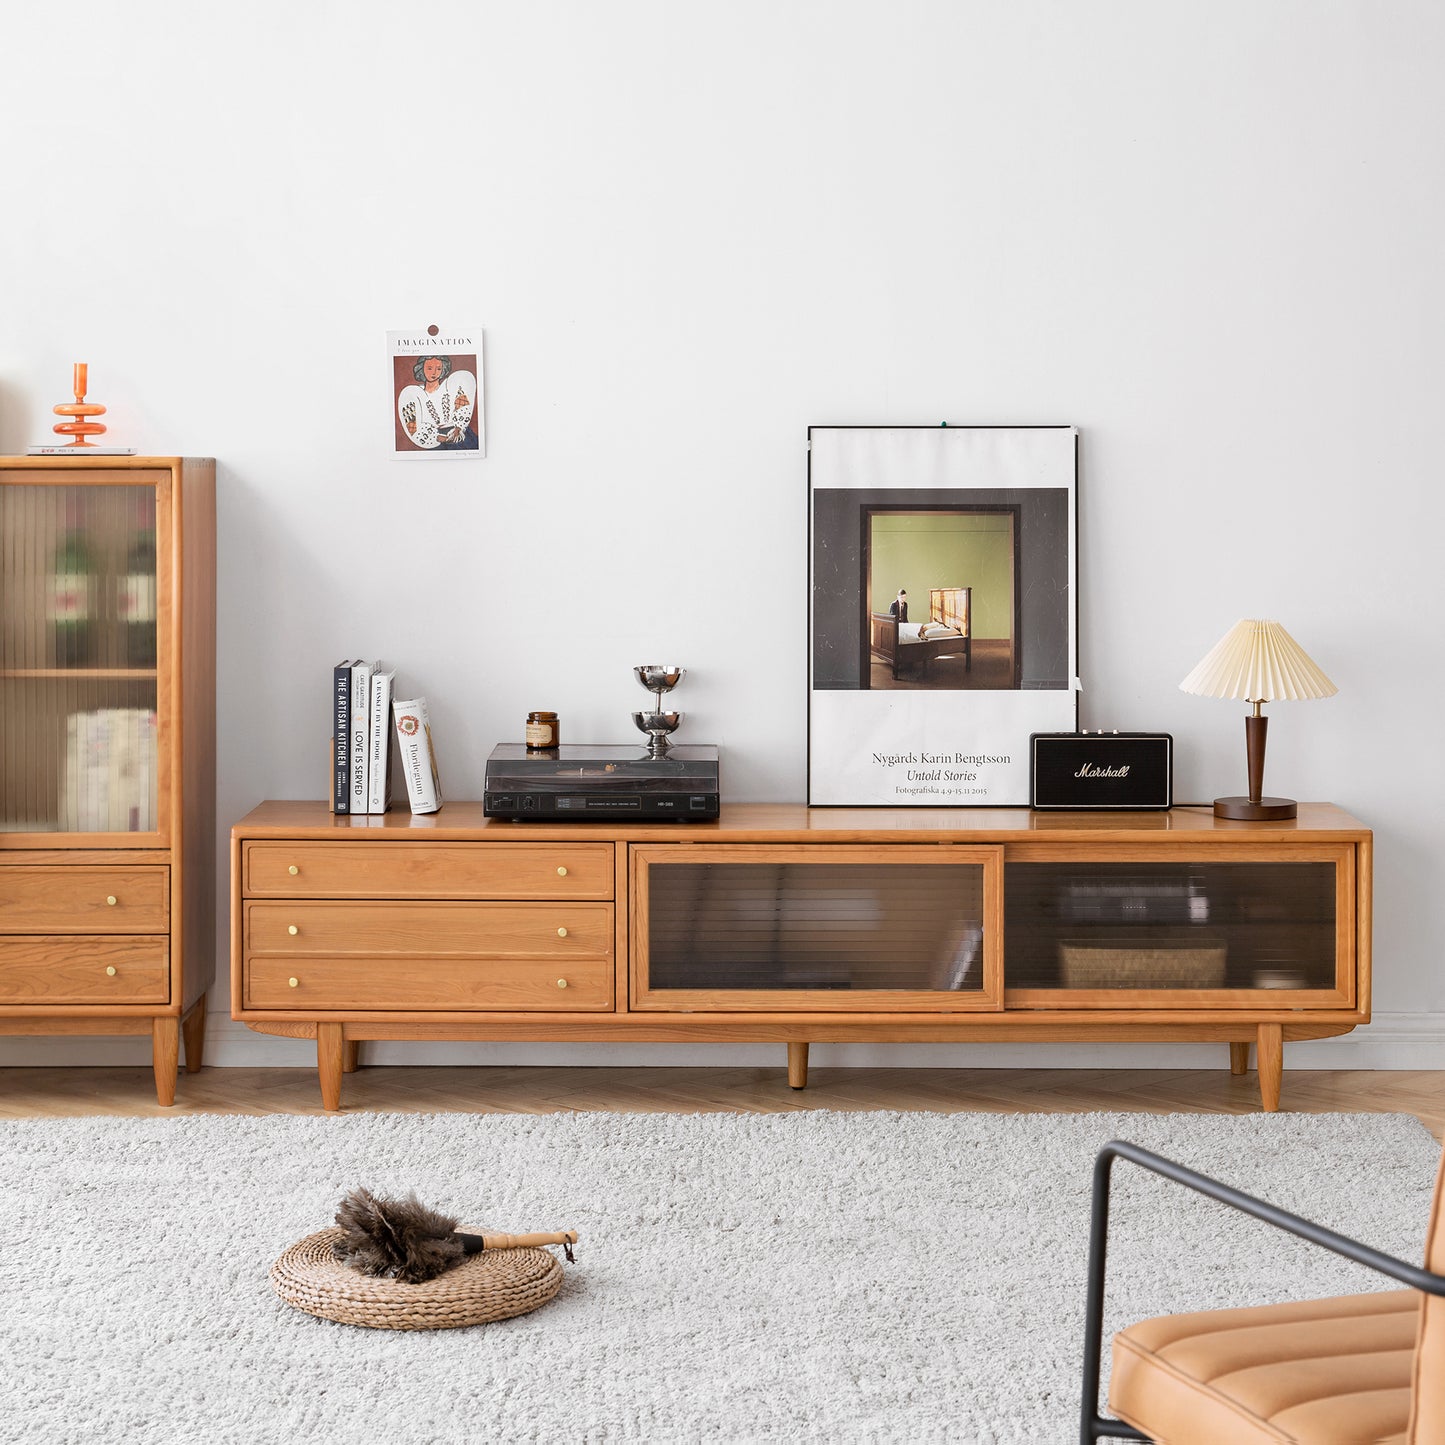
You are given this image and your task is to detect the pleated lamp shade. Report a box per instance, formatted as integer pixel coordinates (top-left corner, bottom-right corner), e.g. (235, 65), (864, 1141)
(1179, 620), (1337, 703)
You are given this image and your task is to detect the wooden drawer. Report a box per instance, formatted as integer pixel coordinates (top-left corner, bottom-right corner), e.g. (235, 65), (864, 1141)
(0, 867), (169, 933)
(244, 842), (614, 900)
(244, 901), (614, 958)
(0, 937), (170, 1005)
(245, 954), (613, 1011)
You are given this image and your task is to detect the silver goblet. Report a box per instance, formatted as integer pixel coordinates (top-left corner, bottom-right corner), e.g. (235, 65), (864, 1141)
(633, 709), (682, 757)
(633, 665), (685, 696)
(633, 665), (686, 755)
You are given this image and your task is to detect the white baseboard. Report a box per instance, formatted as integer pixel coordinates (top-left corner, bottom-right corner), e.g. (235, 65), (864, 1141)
(3, 1011), (1443, 1071)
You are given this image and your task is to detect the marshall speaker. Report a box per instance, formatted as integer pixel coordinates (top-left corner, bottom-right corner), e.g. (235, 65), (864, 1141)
(1029, 732), (1172, 811)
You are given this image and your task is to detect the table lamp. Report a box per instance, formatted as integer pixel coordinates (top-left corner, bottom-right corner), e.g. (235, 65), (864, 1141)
(1179, 619), (1336, 820)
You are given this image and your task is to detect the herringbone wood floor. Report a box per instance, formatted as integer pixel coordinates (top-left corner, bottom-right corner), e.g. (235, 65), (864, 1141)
(1, 1065), (1441, 1140)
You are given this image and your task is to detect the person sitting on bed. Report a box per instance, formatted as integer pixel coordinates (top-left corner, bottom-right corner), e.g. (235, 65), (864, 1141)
(888, 589), (908, 623)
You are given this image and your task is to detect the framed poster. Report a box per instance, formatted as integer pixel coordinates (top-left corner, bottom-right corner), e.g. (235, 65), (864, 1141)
(388, 325), (485, 458)
(808, 425), (1078, 806)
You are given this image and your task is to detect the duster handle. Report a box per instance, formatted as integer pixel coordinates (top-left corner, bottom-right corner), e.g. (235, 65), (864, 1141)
(456, 1229), (579, 1253)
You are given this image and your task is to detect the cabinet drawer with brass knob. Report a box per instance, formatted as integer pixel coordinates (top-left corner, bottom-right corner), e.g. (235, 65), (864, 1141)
(0, 936), (169, 1005)
(243, 842), (613, 900)
(244, 954), (613, 1011)
(244, 901), (613, 958)
(0, 867), (169, 934)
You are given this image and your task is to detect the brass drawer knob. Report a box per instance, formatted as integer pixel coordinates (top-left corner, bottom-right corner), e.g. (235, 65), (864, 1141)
(105, 966), (117, 977)
(288, 865), (299, 876)
(556, 866), (568, 877)
(556, 978), (568, 989)
(556, 926), (568, 938)
(106, 895), (118, 906)
(288, 977), (299, 988)
(288, 925), (298, 936)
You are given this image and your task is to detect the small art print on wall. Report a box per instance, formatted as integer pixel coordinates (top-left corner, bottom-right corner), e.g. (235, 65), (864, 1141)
(388, 325), (485, 459)
(808, 425), (1078, 805)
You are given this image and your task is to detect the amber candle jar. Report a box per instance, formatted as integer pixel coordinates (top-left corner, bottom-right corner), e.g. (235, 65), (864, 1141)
(525, 711), (559, 750)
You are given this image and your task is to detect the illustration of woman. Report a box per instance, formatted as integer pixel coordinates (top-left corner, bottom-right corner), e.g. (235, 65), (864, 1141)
(398, 355), (478, 450)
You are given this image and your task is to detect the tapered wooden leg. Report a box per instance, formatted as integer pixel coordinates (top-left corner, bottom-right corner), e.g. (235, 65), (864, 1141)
(318, 1023), (346, 1112)
(343, 1039), (361, 1074)
(182, 993), (207, 1073)
(152, 1015), (179, 1106)
(1230, 1041), (1251, 1076)
(787, 1042), (809, 1090)
(1256, 1024), (1283, 1112)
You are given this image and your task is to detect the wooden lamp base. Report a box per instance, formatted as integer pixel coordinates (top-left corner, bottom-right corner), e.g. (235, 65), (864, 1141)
(1216, 710), (1298, 820)
(1213, 796), (1297, 821)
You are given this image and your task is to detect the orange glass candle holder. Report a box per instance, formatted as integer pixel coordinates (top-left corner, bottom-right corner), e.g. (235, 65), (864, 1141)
(52, 363), (107, 447)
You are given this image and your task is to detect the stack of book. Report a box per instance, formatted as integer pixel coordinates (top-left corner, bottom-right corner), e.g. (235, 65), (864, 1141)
(331, 661), (441, 815)
(62, 708), (157, 832)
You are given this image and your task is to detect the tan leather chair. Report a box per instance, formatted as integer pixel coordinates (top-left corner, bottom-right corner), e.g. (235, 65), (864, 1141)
(1079, 1138), (1445, 1444)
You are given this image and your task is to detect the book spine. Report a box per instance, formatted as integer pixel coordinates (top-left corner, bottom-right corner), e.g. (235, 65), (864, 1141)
(83, 709), (109, 832)
(332, 663), (352, 813)
(113, 708), (136, 832)
(350, 660), (371, 815)
(62, 714), (79, 832)
(25, 446), (136, 456)
(393, 696), (442, 814)
(140, 710), (156, 832)
(367, 669), (394, 813)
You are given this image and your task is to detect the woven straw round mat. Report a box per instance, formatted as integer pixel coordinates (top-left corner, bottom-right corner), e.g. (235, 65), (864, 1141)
(270, 1227), (565, 1330)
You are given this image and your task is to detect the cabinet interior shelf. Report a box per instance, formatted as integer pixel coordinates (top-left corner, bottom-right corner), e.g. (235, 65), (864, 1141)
(0, 669), (159, 680)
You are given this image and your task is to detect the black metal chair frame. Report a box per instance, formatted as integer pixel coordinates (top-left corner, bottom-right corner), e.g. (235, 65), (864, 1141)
(1080, 1138), (1445, 1444)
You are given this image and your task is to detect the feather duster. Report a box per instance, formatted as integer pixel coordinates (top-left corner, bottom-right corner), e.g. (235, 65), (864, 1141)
(331, 1188), (580, 1283)
(332, 1187), (480, 1284)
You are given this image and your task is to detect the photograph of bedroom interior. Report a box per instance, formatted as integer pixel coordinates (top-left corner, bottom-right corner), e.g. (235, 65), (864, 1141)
(812, 480), (1072, 697)
(867, 508), (1011, 688)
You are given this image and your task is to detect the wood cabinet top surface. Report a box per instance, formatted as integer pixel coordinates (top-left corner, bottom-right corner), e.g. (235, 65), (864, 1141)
(232, 800), (1369, 843)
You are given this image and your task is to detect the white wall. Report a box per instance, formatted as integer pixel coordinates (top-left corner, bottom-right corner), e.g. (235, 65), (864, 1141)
(3, 0), (1442, 1071)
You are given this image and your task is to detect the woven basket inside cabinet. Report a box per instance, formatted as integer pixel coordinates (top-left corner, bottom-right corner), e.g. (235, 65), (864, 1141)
(270, 1226), (565, 1330)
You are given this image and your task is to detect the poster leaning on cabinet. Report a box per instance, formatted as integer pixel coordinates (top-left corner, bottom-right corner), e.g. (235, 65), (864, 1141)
(807, 424), (1079, 806)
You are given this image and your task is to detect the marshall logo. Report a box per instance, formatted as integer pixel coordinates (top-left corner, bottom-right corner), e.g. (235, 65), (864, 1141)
(1075, 762), (1130, 778)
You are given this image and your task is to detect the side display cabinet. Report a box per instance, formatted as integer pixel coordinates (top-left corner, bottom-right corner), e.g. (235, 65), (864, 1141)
(0, 456), (215, 1102)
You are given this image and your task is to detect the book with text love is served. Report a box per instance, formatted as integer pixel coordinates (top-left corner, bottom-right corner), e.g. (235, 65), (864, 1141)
(393, 695), (442, 814)
(348, 659), (373, 815)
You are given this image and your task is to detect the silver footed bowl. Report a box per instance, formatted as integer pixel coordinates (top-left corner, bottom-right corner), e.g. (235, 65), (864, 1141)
(633, 710), (681, 737)
(634, 665), (685, 695)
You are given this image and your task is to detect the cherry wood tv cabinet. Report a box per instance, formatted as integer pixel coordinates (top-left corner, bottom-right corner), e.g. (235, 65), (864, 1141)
(230, 801), (1371, 1112)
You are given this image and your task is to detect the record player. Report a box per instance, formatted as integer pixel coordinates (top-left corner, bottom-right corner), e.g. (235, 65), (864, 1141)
(483, 744), (720, 820)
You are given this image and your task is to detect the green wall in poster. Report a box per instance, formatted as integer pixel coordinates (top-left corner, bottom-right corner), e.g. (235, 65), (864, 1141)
(869, 513), (1013, 638)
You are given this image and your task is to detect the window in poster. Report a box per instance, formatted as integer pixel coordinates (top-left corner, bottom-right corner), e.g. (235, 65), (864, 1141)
(388, 326), (485, 458)
(808, 425), (1078, 806)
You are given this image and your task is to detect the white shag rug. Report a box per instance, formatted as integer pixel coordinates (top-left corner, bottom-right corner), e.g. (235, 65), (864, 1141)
(0, 1110), (1437, 1444)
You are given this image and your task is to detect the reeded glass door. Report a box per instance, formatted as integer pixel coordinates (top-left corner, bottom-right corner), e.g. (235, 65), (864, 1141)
(1004, 845), (1355, 1007)
(631, 844), (1003, 1010)
(0, 476), (166, 837)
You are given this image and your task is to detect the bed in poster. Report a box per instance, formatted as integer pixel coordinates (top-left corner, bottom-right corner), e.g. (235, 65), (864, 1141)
(808, 425), (1078, 806)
